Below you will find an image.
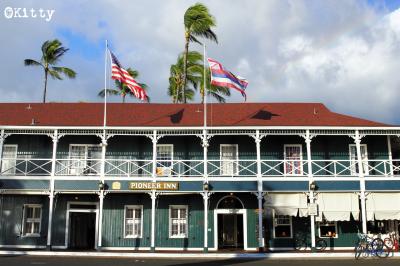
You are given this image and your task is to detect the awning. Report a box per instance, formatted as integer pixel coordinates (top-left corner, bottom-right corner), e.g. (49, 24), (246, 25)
(366, 193), (400, 221)
(316, 193), (359, 222)
(264, 193), (308, 217)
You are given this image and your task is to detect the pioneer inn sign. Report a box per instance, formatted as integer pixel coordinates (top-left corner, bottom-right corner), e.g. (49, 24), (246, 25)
(0, 102), (400, 252)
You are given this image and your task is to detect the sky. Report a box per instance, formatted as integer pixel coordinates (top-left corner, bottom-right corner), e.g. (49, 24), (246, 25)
(1, 0), (400, 125)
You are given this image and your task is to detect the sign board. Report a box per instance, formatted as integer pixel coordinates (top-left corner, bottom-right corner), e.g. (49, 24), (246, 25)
(129, 182), (179, 191)
(308, 203), (318, 216)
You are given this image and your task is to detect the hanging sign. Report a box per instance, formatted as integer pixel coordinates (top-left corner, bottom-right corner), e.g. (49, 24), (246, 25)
(129, 182), (179, 191)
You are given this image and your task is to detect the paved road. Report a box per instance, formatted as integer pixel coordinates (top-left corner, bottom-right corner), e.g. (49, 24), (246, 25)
(0, 256), (397, 266)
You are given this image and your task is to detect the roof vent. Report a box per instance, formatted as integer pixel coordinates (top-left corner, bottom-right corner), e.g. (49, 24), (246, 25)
(26, 104), (32, 110)
(31, 118), (36, 125)
(313, 108), (318, 115)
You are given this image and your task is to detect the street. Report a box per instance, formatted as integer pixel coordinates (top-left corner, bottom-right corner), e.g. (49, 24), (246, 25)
(0, 256), (398, 266)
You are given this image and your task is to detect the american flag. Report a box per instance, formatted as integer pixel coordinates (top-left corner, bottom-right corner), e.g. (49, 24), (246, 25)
(110, 51), (147, 101)
(208, 58), (248, 100)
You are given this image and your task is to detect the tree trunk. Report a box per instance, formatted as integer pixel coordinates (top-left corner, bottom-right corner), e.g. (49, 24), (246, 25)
(43, 70), (48, 103)
(122, 94), (126, 103)
(181, 33), (190, 104)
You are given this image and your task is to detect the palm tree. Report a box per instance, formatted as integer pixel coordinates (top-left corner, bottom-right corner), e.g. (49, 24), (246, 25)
(24, 39), (76, 103)
(169, 51), (203, 103)
(169, 51), (230, 103)
(181, 3), (217, 103)
(98, 68), (149, 103)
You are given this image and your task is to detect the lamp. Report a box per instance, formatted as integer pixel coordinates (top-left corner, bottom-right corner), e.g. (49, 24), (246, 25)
(203, 182), (209, 191)
(309, 181), (317, 191)
(98, 181), (105, 191)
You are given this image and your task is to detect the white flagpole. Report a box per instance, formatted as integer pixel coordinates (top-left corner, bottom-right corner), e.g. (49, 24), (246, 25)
(203, 43), (207, 129)
(103, 40), (108, 127)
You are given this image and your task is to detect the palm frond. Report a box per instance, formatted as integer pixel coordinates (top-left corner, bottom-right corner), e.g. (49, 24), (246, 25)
(24, 59), (43, 68)
(52, 66), (76, 78)
(98, 88), (121, 97)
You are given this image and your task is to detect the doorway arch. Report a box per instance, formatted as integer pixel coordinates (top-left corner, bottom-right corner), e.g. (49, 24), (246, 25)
(214, 195), (248, 250)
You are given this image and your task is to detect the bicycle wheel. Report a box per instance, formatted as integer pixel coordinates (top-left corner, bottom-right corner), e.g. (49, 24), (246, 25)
(316, 239), (327, 251)
(383, 238), (394, 250)
(372, 238), (390, 258)
(354, 245), (363, 259)
(362, 244), (371, 258)
(294, 239), (306, 251)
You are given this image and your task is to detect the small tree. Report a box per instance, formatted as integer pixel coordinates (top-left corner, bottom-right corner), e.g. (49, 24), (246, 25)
(24, 39), (76, 103)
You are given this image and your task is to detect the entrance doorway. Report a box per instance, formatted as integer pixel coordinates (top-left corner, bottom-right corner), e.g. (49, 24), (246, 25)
(69, 212), (96, 249)
(214, 195), (248, 250)
(65, 202), (98, 250)
(218, 214), (244, 249)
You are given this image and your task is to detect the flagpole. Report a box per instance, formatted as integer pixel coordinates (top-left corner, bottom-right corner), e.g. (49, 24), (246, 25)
(103, 39), (108, 128)
(203, 43), (207, 129)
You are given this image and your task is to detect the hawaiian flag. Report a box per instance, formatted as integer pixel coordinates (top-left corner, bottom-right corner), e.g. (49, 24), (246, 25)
(109, 50), (147, 101)
(208, 58), (248, 100)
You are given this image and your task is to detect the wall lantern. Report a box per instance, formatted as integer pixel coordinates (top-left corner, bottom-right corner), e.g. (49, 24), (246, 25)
(309, 181), (318, 191)
(98, 181), (105, 191)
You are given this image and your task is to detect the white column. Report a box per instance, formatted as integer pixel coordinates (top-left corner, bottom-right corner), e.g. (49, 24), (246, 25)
(387, 135), (394, 176)
(0, 130), (5, 167)
(202, 192), (209, 252)
(152, 130), (157, 182)
(98, 190), (104, 249)
(98, 130), (107, 249)
(47, 129), (58, 249)
(254, 130), (264, 251)
(355, 130), (367, 234)
(202, 129), (209, 252)
(149, 130), (158, 252)
(150, 191), (157, 251)
(305, 130), (316, 250)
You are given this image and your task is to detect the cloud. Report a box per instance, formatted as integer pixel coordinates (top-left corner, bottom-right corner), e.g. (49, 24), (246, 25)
(0, 0), (399, 124)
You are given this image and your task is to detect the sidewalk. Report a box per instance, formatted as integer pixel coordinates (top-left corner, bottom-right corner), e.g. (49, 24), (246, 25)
(0, 250), (399, 259)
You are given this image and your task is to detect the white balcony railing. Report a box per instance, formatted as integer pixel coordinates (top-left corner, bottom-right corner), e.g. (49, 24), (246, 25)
(155, 160), (204, 178)
(1, 158), (400, 178)
(0, 158), (52, 176)
(261, 160), (308, 177)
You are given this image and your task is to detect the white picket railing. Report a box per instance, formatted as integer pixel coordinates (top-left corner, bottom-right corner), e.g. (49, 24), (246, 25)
(1, 158), (400, 178)
(0, 158), (52, 176)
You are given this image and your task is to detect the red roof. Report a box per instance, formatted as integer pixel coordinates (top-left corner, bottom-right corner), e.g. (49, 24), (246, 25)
(0, 103), (390, 127)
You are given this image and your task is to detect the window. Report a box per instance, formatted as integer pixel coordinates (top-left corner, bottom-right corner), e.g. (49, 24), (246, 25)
(69, 144), (102, 175)
(124, 205), (143, 238)
(284, 145), (303, 175)
(220, 144), (238, 175)
(1, 144), (18, 174)
(156, 144), (173, 176)
(22, 204), (42, 237)
(169, 205), (188, 238)
(273, 212), (292, 238)
(319, 221), (338, 238)
(349, 144), (369, 175)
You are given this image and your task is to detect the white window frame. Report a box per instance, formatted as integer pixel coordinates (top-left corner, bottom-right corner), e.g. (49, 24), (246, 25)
(169, 205), (188, 238)
(220, 144), (239, 176)
(349, 144), (369, 175)
(318, 221), (338, 238)
(68, 144), (102, 175)
(272, 210), (293, 239)
(1, 144), (18, 174)
(123, 205), (143, 239)
(22, 204), (42, 237)
(156, 144), (174, 176)
(283, 144), (303, 175)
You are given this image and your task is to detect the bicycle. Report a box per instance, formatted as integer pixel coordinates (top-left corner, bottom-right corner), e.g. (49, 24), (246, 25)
(294, 232), (327, 251)
(354, 233), (390, 259)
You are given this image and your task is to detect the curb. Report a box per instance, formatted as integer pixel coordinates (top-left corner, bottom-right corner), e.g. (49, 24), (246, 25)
(0, 251), (399, 259)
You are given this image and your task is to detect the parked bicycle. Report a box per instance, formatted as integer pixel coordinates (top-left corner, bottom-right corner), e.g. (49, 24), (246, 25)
(294, 232), (327, 251)
(354, 233), (390, 259)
